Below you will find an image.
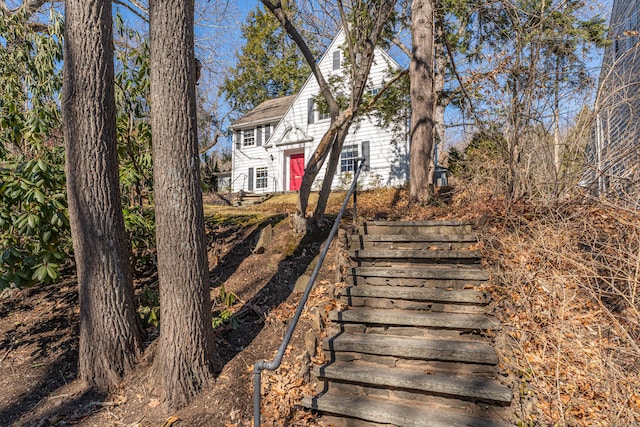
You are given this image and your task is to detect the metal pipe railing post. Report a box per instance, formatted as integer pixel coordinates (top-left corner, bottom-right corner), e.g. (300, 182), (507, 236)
(353, 185), (357, 226)
(253, 158), (366, 426)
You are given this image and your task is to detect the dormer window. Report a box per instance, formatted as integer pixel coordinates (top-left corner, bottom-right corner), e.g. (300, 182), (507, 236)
(243, 129), (255, 146)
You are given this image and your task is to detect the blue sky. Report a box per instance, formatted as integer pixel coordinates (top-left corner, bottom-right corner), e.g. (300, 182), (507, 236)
(93, 0), (619, 151)
(0, 0), (615, 155)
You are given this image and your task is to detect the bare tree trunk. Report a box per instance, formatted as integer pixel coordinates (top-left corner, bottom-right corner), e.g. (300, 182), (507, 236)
(312, 127), (349, 226)
(149, 0), (216, 410)
(63, 0), (143, 391)
(552, 54), (562, 195)
(434, 7), (446, 164)
(409, 0), (436, 204)
(262, 0), (396, 231)
(293, 113), (352, 233)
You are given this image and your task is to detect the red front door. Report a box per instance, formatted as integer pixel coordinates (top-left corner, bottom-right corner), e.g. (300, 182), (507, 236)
(289, 153), (305, 191)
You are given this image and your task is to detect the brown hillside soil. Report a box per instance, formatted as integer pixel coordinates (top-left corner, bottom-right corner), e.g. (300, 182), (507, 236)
(1, 188), (638, 426)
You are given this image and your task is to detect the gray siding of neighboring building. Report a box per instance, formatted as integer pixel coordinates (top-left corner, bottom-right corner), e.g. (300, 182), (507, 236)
(592, 0), (640, 195)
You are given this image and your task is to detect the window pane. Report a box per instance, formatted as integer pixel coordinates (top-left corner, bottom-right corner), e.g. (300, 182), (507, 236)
(256, 167), (268, 189)
(333, 50), (340, 70)
(340, 144), (358, 173)
(243, 129), (255, 146)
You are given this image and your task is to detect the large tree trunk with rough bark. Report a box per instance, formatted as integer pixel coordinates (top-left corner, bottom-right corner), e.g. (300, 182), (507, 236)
(149, 0), (216, 410)
(63, 0), (143, 391)
(409, 0), (436, 204)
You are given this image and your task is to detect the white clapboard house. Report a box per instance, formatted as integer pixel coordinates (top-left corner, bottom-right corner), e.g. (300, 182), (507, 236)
(229, 30), (409, 194)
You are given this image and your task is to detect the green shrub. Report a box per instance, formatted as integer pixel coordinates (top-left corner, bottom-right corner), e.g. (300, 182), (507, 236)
(0, 148), (70, 288)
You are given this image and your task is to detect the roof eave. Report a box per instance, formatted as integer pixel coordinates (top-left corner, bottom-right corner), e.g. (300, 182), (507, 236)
(230, 116), (284, 130)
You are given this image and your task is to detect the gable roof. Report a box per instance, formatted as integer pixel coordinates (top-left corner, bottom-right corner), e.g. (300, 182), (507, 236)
(231, 29), (403, 134)
(231, 95), (296, 128)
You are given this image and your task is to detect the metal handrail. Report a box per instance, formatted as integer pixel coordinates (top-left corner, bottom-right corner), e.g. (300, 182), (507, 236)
(231, 172), (247, 192)
(253, 157), (366, 426)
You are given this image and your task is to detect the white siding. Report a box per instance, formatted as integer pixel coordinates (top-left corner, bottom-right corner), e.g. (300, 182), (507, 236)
(231, 30), (408, 193)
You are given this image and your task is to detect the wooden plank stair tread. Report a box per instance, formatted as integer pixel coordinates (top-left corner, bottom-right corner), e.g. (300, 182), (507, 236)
(301, 393), (513, 427)
(349, 234), (478, 242)
(315, 361), (512, 404)
(341, 285), (490, 304)
(364, 220), (474, 226)
(323, 333), (499, 365)
(349, 266), (489, 280)
(349, 249), (482, 259)
(329, 308), (501, 331)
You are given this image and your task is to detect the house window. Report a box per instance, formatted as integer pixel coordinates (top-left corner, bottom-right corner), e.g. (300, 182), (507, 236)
(243, 129), (255, 146)
(340, 144), (359, 173)
(256, 167), (268, 189)
(367, 87), (380, 96)
(319, 109), (330, 121)
(332, 50), (341, 70)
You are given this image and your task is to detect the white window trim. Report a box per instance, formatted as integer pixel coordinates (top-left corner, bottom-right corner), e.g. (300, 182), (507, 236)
(318, 110), (330, 121)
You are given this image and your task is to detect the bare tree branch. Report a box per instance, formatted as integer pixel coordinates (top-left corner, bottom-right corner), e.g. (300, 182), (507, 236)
(198, 130), (223, 155)
(392, 36), (411, 56)
(127, 0), (147, 15)
(336, 0), (356, 80)
(362, 68), (409, 111)
(113, 0), (148, 22)
(441, 25), (477, 117)
(260, 0), (340, 116)
(19, 0), (54, 17)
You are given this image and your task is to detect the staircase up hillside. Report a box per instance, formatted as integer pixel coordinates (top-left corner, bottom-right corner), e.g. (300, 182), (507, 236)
(301, 220), (513, 427)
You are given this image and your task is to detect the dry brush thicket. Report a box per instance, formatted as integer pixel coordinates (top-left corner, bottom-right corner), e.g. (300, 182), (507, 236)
(448, 113), (640, 424)
(477, 200), (639, 426)
(334, 183), (640, 425)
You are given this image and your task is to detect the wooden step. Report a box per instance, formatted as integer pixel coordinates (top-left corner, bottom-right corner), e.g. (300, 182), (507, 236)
(339, 296), (488, 313)
(339, 285), (489, 305)
(329, 308), (501, 331)
(348, 249), (482, 262)
(347, 276), (487, 289)
(361, 221), (474, 236)
(301, 394), (512, 427)
(323, 333), (499, 365)
(315, 361), (513, 405)
(348, 266), (489, 281)
(349, 234), (478, 243)
(348, 234), (478, 250)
